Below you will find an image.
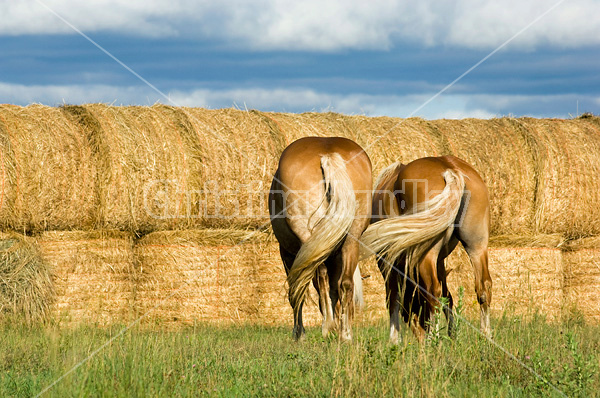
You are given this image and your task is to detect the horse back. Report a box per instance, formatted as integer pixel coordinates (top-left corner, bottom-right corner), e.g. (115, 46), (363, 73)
(277, 136), (371, 192)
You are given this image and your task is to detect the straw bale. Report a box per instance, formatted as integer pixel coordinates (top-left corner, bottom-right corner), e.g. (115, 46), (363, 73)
(63, 104), (206, 232)
(0, 231), (53, 323)
(133, 230), (319, 326)
(516, 118), (600, 237)
(431, 118), (538, 236)
(179, 108), (285, 229)
(133, 229), (391, 327)
(562, 236), (600, 321)
(0, 104), (97, 231)
(489, 234), (566, 249)
(38, 230), (135, 326)
(446, 245), (564, 320)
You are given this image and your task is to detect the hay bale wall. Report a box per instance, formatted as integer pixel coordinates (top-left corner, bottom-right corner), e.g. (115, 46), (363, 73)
(1, 105), (600, 325)
(8, 229), (591, 327)
(446, 245), (564, 320)
(1, 105), (599, 236)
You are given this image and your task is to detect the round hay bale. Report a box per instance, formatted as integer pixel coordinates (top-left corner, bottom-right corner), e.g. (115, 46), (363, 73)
(262, 112), (440, 178)
(0, 231), (53, 323)
(64, 104), (205, 232)
(0, 104), (97, 231)
(516, 117), (600, 237)
(38, 230), (135, 326)
(179, 108), (285, 229)
(431, 118), (538, 236)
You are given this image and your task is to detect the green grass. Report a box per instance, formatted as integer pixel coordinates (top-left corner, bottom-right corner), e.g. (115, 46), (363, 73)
(1, 313), (599, 397)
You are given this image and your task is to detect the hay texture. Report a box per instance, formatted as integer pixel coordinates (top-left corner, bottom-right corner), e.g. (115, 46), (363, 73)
(61, 104), (206, 232)
(0, 231), (53, 323)
(178, 108), (285, 229)
(133, 229), (388, 327)
(263, 112), (440, 177)
(2, 105), (600, 237)
(562, 236), (600, 321)
(446, 242), (564, 320)
(431, 118), (538, 236)
(5, 228), (596, 326)
(355, 257), (388, 323)
(0, 104), (97, 231)
(39, 231), (135, 326)
(133, 229), (323, 327)
(516, 117), (600, 237)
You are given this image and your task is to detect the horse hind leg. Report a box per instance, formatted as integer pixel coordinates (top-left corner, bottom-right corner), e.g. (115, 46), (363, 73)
(417, 249), (444, 341)
(379, 257), (401, 344)
(279, 246), (306, 341)
(317, 260), (337, 337)
(466, 245), (492, 338)
(338, 239), (361, 342)
(437, 255), (455, 337)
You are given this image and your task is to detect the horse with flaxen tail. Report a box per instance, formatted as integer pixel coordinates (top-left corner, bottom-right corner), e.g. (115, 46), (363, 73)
(269, 137), (372, 341)
(361, 156), (492, 343)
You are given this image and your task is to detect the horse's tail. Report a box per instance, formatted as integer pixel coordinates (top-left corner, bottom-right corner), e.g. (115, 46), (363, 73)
(360, 169), (465, 280)
(287, 153), (358, 313)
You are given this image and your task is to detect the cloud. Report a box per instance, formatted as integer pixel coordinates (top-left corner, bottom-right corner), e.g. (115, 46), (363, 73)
(0, 81), (160, 106)
(3, 1), (600, 50)
(4, 81), (593, 119)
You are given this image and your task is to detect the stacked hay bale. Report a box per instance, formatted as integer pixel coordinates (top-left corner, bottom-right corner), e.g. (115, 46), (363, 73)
(0, 104), (599, 326)
(446, 235), (566, 320)
(0, 104), (97, 231)
(38, 231), (135, 326)
(561, 237), (600, 321)
(132, 229), (283, 326)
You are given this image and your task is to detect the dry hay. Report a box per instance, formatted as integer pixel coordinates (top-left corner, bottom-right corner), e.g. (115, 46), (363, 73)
(38, 230), (135, 326)
(16, 227), (600, 327)
(515, 117), (600, 238)
(431, 118), (538, 236)
(173, 108), (287, 230)
(61, 104), (207, 232)
(133, 229), (322, 327)
(0, 104), (97, 231)
(562, 236), (600, 321)
(132, 229), (389, 327)
(489, 234), (566, 248)
(0, 231), (53, 323)
(446, 241), (564, 321)
(3, 104), (600, 238)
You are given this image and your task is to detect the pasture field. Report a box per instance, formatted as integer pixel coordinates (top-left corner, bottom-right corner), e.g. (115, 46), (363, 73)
(1, 313), (598, 397)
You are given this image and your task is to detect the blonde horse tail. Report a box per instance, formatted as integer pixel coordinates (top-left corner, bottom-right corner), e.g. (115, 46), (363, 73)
(287, 153), (358, 313)
(360, 170), (465, 280)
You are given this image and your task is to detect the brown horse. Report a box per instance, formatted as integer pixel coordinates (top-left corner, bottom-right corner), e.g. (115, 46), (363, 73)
(269, 137), (372, 341)
(361, 155), (492, 343)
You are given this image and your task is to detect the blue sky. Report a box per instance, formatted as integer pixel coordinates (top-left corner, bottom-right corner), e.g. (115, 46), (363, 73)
(1, 0), (599, 119)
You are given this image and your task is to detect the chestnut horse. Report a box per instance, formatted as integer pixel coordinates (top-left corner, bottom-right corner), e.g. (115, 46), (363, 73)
(361, 156), (492, 343)
(269, 137), (372, 341)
